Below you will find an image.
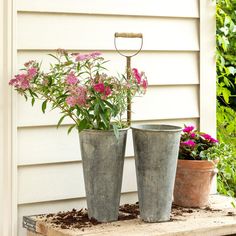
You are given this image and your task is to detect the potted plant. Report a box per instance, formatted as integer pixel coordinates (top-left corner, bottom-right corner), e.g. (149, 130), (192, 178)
(9, 49), (147, 222)
(174, 125), (220, 207)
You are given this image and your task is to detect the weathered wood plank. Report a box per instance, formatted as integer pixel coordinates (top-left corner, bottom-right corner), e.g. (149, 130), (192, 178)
(23, 195), (236, 236)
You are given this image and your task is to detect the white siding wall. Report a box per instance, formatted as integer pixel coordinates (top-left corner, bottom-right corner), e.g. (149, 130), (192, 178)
(7, 0), (215, 235)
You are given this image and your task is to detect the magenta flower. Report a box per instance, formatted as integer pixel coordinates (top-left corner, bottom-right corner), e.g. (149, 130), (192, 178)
(189, 133), (196, 138)
(142, 79), (148, 89)
(65, 72), (78, 85)
(27, 67), (37, 78)
(132, 68), (142, 84)
(93, 83), (105, 93)
(181, 140), (196, 147)
(183, 125), (195, 133)
(104, 86), (112, 96)
(201, 133), (218, 143)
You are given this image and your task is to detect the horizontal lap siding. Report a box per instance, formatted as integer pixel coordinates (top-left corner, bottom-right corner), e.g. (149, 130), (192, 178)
(17, 0), (199, 17)
(17, 86), (199, 126)
(18, 118), (198, 166)
(17, 13), (199, 51)
(18, 51), (199, 85)
(18, 158), (137, 204)
(16, 1), (200, 235)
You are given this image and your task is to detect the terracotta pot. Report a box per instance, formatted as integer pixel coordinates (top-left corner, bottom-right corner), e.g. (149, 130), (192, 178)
(174, 159), (218, 208)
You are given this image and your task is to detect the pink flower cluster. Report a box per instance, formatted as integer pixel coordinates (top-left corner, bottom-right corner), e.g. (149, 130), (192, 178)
(183, 126), (195, 133)
(65, 72), (78, 85)
(9, 66), (38, 90)
(66, 86), (87, 107)
(181, 140), (196, 147)
(201, 134), (218, 143)
(93, 83), (112, 98)
(181, 125), (218, 147)
(75, 51), (102, 62)
(132, 68), (148, 90)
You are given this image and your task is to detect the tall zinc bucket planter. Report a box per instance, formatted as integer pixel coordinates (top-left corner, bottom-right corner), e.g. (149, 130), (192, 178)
(131, 124), (182, 222)
(79, 129), (128, 222)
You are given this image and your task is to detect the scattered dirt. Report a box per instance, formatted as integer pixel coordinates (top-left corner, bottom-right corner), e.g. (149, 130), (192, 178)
(227, 211), (236, 216)
(44, 202), (222, 231)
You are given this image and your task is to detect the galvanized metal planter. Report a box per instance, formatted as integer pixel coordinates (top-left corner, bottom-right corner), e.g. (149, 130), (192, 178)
(131, 124), (182, 222)
(79, 128), (128, 222)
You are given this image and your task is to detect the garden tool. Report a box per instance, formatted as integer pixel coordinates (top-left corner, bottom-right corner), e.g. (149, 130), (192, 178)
(114, 32), (143, 126)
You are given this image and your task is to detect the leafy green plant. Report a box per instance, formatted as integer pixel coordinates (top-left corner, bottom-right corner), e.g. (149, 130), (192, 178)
(200, 142), (236, 206)
(9, 50), (147, 135)
(216, 0), (236, 205)
(179, 125), (218, 160)
(216, 0), (236, 106)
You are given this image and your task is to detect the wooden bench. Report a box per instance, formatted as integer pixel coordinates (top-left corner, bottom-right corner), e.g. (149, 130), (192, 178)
(23, 195), (236, 236)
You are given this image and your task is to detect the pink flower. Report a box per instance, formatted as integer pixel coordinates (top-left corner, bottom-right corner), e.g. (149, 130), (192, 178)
(190, 133), (196, 138)
(94, 83), (105, 93)
(9, 74), (30, 90)
(181, 140), (196, 147)
(104, 86), (112, 96)
(76, 86), (87, 106)
(90, 51), (102, 58)
(27, 67), (37, 78)
(183, 126), (195, 133)
(66, 96), (78, 107)
(142, 79), (148, 89)
(132, 68), (142, 84)
(201, 134), (218, 143)
(75, 53), (90, 62)
(65, 72), (78, 85)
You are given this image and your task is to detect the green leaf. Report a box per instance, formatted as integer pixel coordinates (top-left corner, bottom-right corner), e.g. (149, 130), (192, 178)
(31, 97), (35, 106)
(42, 100), (47, 113)
(57, 114), (67, 128)
(67, 124), (76, 134)
(99, 113), (109, 128)
(112, 124), (119, 139)
(77, 62), (81, 71)
(48, 53), (60, 62)
(220, 87), (231, 104)
(231, 201), (236, 208)
(78, 119), (88, 132)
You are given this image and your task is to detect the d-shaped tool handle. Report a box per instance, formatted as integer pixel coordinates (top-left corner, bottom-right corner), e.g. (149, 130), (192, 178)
(114, 32), (143, 57)
(114, 32), (143, 38)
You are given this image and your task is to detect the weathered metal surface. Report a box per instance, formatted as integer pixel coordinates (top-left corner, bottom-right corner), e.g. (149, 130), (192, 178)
(23, 216), (36, 232)
(132, 124), (182, 222)
(79, 128), (128, 222)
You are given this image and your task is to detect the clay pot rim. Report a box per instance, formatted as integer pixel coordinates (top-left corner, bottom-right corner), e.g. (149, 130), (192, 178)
(177, 159), (218, 170)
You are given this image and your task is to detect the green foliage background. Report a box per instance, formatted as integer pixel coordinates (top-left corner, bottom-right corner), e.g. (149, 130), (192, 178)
(216, 0), (236, 198)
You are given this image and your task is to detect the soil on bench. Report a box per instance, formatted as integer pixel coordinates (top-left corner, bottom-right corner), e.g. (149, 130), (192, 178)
(42, 202), (221, 231)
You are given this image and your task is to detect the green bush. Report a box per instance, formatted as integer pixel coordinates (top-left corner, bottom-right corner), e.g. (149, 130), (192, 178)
(216, 0), (236, 202)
